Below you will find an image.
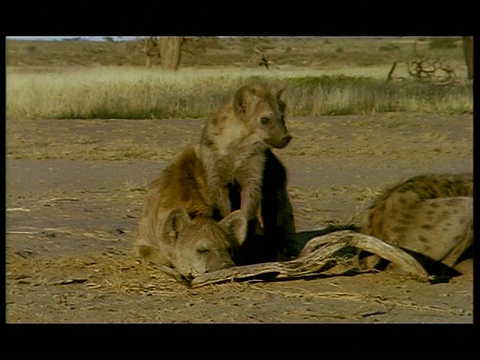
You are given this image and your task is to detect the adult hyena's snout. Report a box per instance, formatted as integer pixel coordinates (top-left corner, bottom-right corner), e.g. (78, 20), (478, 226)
(203, 256), (236, 273)
(176, 213), (246, 277)
(187, 250), (236, 278)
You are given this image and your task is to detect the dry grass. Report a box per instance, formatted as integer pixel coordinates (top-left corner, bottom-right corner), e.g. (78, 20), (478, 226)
(7, 136), (179, 161)
(6, 37), (472, 120)
(7, 67), (473, 120)
(6, 250), (187, 296)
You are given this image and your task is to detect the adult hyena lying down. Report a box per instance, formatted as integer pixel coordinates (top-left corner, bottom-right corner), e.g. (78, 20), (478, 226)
(356, 173), (473, 274)
(198, 83), (298, 263)
(133, 147), (247, 281)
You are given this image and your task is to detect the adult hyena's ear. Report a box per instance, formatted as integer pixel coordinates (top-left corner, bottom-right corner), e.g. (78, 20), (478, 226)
(219, 210), (247, 246)
(233, 85), (256, 117)
(162, 207), (191, 246)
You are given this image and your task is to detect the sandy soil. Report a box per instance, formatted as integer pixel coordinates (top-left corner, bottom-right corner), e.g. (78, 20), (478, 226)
(6, 113), (473, 323)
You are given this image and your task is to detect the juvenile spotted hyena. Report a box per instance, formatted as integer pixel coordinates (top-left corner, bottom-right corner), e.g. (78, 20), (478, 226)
(198, 83), (298, 263)
(133, 147), (247, 280)
(357, 173), (473, 273)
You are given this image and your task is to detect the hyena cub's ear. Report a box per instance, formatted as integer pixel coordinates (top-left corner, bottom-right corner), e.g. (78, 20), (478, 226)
(233, 85), (257, 117)
(276, 87), (286, 100)
(275, 87), (287, 112)
(162, 207), (191, 245)
(219, 210), (247, 246)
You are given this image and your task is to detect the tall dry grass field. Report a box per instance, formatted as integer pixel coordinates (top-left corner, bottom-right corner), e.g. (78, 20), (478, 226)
(6, 37), (473, 119)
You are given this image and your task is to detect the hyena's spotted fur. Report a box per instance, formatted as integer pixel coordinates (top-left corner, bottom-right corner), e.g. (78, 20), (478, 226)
(133, 147), (247, 280)
(198, 83), (299, 263)
(357, 173), (473, 272)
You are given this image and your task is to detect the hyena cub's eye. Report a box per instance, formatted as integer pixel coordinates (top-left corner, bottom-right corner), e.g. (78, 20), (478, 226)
(261, 117), (270, 125)
(196, 246), (209, 254)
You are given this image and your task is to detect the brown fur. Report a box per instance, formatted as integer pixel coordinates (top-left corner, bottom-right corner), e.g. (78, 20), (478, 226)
(198, 83), (298, 263)
(133, 146), (247, 280)
(147, 147), (216, 219)
(357, 173), (473, 273)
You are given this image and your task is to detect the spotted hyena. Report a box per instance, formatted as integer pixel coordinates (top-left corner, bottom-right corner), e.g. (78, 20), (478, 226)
(133, 147), (247, 281)
(198, 83), (298, 263)
(356, 173), (473, 274)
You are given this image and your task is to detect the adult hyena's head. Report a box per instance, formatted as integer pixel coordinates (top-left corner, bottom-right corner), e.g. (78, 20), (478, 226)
(233, 84), (292, 149)
(161, 208), (247, 280)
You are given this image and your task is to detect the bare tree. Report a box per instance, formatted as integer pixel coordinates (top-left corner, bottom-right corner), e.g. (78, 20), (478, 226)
(255, 49), (273, 69)
(138, 37), (159, 68)
(387, 39), (458, 85)
(136, 36), (184, 69)
(159, 37), (184, 71)
(462, 36), (473, 80)
(407, 57), (456, 84)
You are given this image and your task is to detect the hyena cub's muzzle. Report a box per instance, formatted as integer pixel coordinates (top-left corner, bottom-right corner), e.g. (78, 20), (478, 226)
(265, 129), (292, 149)
(272, 134), (293, 149)
(261, 114), (293, 149)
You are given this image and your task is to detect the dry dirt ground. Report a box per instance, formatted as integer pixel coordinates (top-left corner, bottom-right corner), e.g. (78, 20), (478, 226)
(6, 113), (473, 324)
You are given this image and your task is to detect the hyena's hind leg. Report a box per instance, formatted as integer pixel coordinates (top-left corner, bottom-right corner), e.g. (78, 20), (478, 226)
(398, 197), (473, 268)
(433, 197), (473, 268)
(356, 196), (473, 274)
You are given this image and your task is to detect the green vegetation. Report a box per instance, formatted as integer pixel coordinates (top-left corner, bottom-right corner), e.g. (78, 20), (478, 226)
(6, 37), (472, 119)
